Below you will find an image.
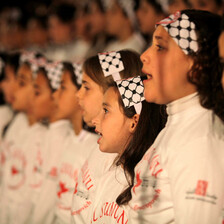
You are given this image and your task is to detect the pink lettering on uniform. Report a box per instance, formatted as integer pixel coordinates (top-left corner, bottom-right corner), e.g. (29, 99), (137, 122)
(195, 180), (208, 196)
(57, 181), (69, 198)
(11, 166), (19, 175)
(133, 171), (142, 194)
(50, 167), (58, 177)
(150, 155), (163, 178)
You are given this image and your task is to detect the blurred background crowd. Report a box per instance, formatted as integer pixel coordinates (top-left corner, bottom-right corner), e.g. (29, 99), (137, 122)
(0, 0), (223, 63)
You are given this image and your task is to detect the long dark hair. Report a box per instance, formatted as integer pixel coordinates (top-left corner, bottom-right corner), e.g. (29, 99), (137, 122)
(183, 9), (224, 122)
(108, 84), (167, 205)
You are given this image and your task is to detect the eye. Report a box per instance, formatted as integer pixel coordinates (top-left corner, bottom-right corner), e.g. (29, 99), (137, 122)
(156, 44), (164, 51)
(34, 91), (40, 96)
(103, 107), (108, 114)
(84, 86), (90, 91)
(19, 81), (26, 87)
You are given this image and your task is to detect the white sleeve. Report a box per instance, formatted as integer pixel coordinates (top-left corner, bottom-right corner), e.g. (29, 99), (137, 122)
(168, 136), (224, 224)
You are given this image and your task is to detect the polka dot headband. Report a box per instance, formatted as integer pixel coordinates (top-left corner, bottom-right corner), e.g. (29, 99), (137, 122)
(98, 51), (145, 114)
(156, 11), (199, 55)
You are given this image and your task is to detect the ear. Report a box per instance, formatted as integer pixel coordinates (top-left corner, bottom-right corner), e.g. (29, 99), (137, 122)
(129, 114), (140, 134)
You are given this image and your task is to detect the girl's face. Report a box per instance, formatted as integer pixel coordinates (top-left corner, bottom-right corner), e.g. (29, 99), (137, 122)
(141, 25), (196, 104)
(88, 1), (105, 36)
(32, 71), (56, 121)
(106, 1), (128, 36)
(77, 72), (104, 126)
(137, 0), (162, 35)
(219, 31), (224, 90)
(92, 87), (133, 155)
(11, 64), (34, 113)
(53, 71), (80, 120)
(1, 65), (17, 104)
(48, 15), (71, 44)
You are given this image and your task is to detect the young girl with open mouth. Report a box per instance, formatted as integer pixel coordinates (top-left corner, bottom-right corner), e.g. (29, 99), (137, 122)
(129, 9), (224, 223)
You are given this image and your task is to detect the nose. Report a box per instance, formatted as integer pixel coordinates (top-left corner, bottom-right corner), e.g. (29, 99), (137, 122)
(140, 47), (151, 64)
(92, 109), (103, 127)
(52, 89), (59, 100)
(76, 86), (83, 100)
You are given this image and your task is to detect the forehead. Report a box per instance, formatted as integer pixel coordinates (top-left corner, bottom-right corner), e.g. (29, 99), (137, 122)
(153, 25), (172, 41)
(104, 87), (119, 104)
(17, 64), (32, 79)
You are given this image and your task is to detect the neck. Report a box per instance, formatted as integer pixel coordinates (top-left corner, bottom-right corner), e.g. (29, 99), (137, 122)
(70, 111), (83, 136)
(27, 113), (37, 126)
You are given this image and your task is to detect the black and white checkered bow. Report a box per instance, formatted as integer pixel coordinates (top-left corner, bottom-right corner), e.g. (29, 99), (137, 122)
(156, 11), (198, 55)
(116, 76), (145, 114)
(72, 63), (83, 86)
(20, 51), (46, 78)
(98, 51), (124, 81)
(45, 61), (63, 90)
(98, 51), (145, 114)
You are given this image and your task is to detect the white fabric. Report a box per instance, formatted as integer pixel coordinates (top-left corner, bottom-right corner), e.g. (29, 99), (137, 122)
(88, 165), (130, 223)
(29, 120), (72, 224)
(45, 39), (90, 63)
(0, 105), (13, 142)
(128, 93), (224, 224)
(52, 129), (98, 224)
(71, 146), (117, 223)
(0, 120), (47, 224)
(104, 32), (146, 54)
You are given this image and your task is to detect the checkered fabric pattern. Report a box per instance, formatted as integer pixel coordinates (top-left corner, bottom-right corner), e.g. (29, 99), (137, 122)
(0, 57), (5, 77)
(156, 11), (198, 55)
(45, 61), (63, 90)
(98, 51), (124, 79)
(116, 76), (145, 109)
(20, 51), (46, 78)
(72, 63), (83, 86)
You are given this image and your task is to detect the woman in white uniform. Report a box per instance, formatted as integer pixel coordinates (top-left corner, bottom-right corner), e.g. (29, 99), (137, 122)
(128, 9), (224, 224)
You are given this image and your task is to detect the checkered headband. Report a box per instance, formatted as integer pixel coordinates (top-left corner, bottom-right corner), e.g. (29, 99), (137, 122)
(45, 61), (63, 90)
(0, 57), (5, 77)
(116, 76), (145, 114)
(156, 11), (198, 55)
(20, 51), (46, 79)
(98, 51), (145, 114)
(72, 62), (83, 86)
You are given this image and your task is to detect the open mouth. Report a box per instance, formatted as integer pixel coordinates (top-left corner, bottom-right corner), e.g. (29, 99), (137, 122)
(95, 129), (102, 144)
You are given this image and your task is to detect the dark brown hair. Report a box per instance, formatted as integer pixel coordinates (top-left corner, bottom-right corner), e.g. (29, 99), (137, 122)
(183, 10), (224, 122)
(107, 84), (167, 205)
(83, 49), (144, 92)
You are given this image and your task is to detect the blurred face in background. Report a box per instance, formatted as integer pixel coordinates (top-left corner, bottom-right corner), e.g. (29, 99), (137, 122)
(53, 71), (80, 121)
(1, 64), (17, 104)
(48, 15), (72, 44)
(188, 0), (222, 15)
(26, 18), (48, 47)
(88, 1), (106, 37)
(11, 64), (34, 114)
(106, 0), (130, 36)
(137, 0), (165, 35)
(32, 71), (56, 121)
(168, 0), (190, 14)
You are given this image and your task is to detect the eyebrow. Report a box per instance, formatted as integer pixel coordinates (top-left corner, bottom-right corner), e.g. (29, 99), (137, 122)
(34, 84), (40, 89)
(17, 73), (30, 81)
(103, 102), (111, 107)
(154, 35), (168, 43)
(82, 80), (88, 84)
